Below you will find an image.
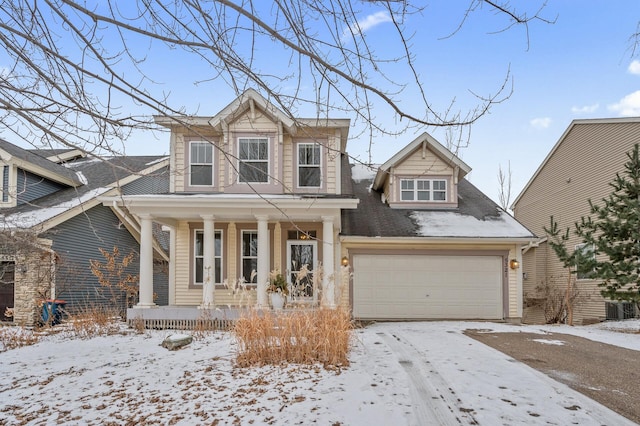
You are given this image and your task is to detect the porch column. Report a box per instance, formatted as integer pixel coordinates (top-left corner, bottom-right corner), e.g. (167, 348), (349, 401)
(322, 216), (336, 308)
(256, 215), (270, 307)
(137, 214), (155, 308)
(200, 215), (215, 308)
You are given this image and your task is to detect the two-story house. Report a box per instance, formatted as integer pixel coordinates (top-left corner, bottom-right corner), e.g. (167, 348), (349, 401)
(0, 141), (169, 326)
(105, 89), (358, 326)
(513, 117), (640, 324)
(110, 89), (535, 326)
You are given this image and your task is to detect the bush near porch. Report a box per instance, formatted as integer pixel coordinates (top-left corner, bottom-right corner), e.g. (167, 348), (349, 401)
(233, 308), (352, 368)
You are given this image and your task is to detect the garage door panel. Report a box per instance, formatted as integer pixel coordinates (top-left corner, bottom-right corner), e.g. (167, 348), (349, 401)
(353, 254), (503, 320)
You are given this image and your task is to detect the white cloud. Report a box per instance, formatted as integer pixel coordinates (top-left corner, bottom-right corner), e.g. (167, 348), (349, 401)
(629, 60), (640, 75)
(608, 90), (640, 116)
(571, 103), (599, 114)
(342, 11), (392, 42)
(530, 117), (552, 129)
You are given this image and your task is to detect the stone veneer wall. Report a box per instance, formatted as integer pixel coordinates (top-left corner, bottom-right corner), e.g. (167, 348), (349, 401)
(12, 238), (55, 326)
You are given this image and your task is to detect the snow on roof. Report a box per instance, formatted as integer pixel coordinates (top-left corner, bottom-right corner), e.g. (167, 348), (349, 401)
(2, 187), (112, 229)
(350, 163), (378, 182)
(411, 210), (534, 238)
(75, 171), (88, 185)
(146, 156), (169, 166)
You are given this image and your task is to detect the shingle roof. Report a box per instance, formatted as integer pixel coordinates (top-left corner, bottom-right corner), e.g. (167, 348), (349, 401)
(342, 163), (535, 239)
(0, 139), (84, 186)
(1, 155), (168, 217)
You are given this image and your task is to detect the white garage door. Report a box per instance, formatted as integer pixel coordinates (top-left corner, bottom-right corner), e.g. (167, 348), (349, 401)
(353, 254), (503, 320)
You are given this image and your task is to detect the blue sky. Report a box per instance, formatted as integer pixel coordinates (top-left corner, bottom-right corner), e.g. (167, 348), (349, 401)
(4, 1), (640, 206)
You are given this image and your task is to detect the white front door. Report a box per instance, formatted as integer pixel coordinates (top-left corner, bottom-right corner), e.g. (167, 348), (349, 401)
(286, 241), (317, 302)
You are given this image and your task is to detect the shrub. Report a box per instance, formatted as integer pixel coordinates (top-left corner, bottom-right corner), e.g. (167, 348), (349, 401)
(66, 304), (123, 338)
(233, 307), (352, 368)
(0, 327), (40, 352)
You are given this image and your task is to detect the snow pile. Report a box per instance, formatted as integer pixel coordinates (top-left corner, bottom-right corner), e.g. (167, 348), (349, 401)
(350, 163), (378, 182)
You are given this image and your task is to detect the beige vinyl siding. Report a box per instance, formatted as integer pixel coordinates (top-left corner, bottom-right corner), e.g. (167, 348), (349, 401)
(507, 246), (519, 318)
(174, 221), (201, 305)
(326, 133), (337, 193)
(283, 135), (293, 192)
(514, 121), (640, 323)
(393, 148), (453, 183)
(389, 148), (455, 203)
(174, 134), (185, 191)
(230, 110), (278, 132)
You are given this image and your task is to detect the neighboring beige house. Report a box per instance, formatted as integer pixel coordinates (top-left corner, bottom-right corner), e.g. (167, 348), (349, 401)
(512, 117), (640, 324)
(106, 90), (535, 326)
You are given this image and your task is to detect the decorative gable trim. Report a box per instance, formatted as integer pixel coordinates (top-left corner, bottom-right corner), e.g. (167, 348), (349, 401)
(372, 132), (471, 191)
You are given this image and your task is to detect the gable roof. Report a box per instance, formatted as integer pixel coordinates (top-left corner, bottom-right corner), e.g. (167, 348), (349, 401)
(153, 88), (351, 151)
(0, 139), (84, 187)
(344, 162), (535, 240)
(512, 117), (640, 209)
(372, 132), (472, 190)
(0, 155), (169, 230)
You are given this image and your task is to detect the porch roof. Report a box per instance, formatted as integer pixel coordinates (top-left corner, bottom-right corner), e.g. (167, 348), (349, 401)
(100, 193), (359, 225)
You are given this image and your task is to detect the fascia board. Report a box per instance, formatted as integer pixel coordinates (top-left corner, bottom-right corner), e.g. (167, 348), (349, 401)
(339, 235), (537, 245)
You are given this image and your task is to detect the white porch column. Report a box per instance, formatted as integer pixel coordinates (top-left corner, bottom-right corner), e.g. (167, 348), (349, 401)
(137, 214), (156, 308)
(322, 216), (336, 308)
(200, 215), (215, 308)
(256, 215), (270, 307)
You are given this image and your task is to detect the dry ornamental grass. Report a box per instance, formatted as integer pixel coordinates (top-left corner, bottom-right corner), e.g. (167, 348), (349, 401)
(233, 308), (352, 368)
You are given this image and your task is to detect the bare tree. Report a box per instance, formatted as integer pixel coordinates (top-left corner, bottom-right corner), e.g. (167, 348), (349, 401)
(0, 1), (552, 157)
(497, 161), (512, 211)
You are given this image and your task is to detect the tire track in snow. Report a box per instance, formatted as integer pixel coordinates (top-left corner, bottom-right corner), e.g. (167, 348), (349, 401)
(378, 331), (477, 426)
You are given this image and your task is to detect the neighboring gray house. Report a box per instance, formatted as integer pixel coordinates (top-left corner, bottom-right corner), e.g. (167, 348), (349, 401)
(0, 139), (170, 325)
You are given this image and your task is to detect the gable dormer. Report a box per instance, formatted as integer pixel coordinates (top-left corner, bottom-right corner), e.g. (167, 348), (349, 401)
(372, 133), (471, 209)
(0, 140), (84, 208)
(154, 89), (350, 196)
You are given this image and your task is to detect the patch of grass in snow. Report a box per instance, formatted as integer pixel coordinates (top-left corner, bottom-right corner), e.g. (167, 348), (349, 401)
(66, 304), (124, 338)
(0, 326), (40, 351)
(233, 308), (353, 368)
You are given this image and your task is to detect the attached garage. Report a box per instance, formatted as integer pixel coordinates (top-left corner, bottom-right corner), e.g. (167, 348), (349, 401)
(352, 254), (505, 320)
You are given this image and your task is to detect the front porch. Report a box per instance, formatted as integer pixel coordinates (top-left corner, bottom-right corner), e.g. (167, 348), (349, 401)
(103, 194), (357, 318)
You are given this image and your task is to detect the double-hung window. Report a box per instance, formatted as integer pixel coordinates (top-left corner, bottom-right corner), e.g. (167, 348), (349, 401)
(241, 231), (258, 284)
(400, 178), (447, 202)
(298, 143), (321, 187)
(189, 141), (213, 186)
(194, 230), (223, 285)
(239, 138), (269, 183)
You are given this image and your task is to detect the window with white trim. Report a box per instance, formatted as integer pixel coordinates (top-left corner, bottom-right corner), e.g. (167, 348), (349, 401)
(298, 143), (321, 187)
(194, 230), (223, 284)
(400, 179), (447, 202)
(189, 141), (213, 186)
(239, 138), (269, 183)
(575, 243), (595, 280)
(241, 231), (258, 284)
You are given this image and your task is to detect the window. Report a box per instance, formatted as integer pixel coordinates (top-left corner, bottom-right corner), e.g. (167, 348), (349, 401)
(400, 179), (447, 202)
(239, 138), (269, 183)
(298, 143), (321, 187)
(189, 142), (213, 186)
(241, 231), (258, 284)
(194, 230), (222, 284)
(575, 243), (595, 280)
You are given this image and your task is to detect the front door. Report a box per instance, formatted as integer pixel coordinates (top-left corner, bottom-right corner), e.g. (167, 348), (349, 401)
(286, 241), (317, 302)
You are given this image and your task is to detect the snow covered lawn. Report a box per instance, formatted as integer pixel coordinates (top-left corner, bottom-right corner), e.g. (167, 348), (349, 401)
(1, 320), (638, 425)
